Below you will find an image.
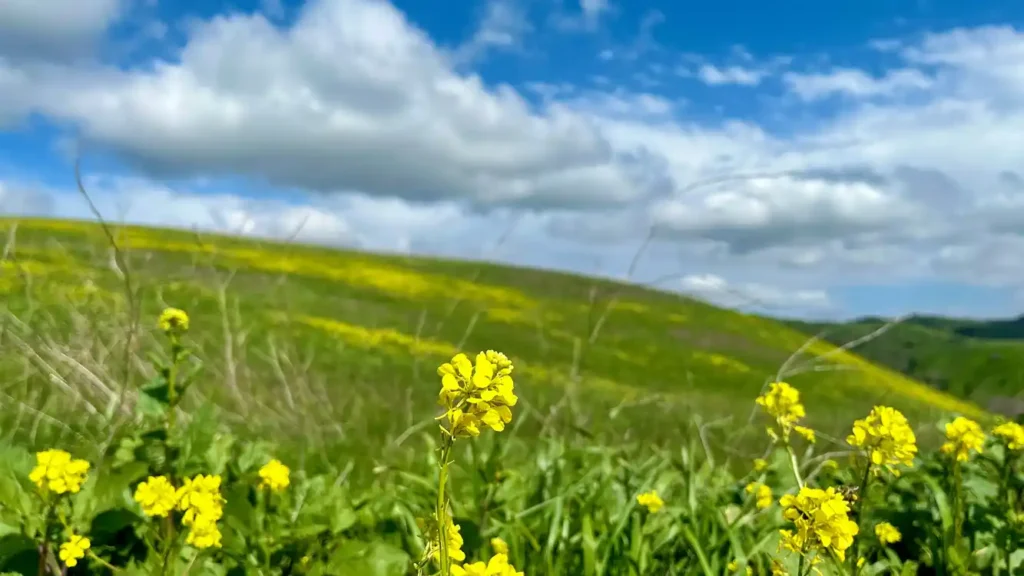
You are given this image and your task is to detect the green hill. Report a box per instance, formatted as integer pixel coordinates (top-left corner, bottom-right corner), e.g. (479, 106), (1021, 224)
(0, 218), (984, 466)
(785, 316), (1024, 415)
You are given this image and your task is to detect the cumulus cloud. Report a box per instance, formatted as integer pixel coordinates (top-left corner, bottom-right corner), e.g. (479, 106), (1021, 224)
(679, 273), (832, 312)
(696, 64), (768, 87)
(0, 0), (122, 61)
(783, 67), (933, 101)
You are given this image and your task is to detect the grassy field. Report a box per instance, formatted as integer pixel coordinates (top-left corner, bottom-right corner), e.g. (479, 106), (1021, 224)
(786, 317), (1024, 414)
(0, 217), (1012, 576)
(0, 218), (982, 461)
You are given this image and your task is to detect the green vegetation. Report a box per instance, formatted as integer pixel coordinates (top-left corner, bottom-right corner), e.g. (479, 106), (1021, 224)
(2, 217), (1021, 575)
(786, 317), (1024, 414)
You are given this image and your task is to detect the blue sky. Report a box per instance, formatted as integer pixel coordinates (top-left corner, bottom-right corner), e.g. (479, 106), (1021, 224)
(3, 0), (1024, 321)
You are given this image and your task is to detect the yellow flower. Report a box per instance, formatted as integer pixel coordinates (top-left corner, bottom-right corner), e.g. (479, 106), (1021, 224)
(778, 486), (859, 561)
(29, 449), (90, 495)
(756, 382), (808, 442)
(437, 351), (517, 438)
(158, 307), (190, 333)
(636, 490), (664, 513)
(993, 421), (1024, 451)
(753, 458), (768, 472)
(491, 537), (509, 555)
(451, 553), (524, 576)
(793, 425), (816, 444)
(186, 515), (223, 549)
(176, 474), (225, 549)
(134, 475), (177, 517)
(745, 482), (773, 510)
(59, 534), (90, 568)
(430, 515), (466, 563)
(941, 417), (985, 462)
(771, 559), (789, 575)
(259, 459), (290, 492)
(874, 522), (901, 545)
(847, 406), (918, 475)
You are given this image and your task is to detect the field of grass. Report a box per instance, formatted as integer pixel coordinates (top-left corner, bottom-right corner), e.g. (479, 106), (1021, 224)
(786, 317), (1024, 414)
(1, 217), (1017, 576)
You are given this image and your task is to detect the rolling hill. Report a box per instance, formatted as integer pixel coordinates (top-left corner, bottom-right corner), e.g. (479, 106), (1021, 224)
(785, 316), (1024, 417)
(0, 218), (985, 469)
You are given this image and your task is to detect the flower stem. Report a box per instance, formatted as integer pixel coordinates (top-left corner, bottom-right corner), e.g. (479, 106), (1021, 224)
(167, 336), (180, 434)
(785, 443), (805, 489)
(436, 436), (453, 576)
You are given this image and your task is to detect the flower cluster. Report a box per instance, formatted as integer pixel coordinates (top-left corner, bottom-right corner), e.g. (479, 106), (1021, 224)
(158, 307), (190, 334)
(847, 406), (918, 475)
(437, 351), (518, 438)
(993, 421), (1024, 451)
(941, 417), (986, 462)
(29, 449), (90, 495)
(451, 553), (524, 576)
(745, 482), (773, 510)
(259, 459), (291, 492)
(778, 487), (859, 562)
(637, 490), (665, 513)
(756, 382), (815, 444)
(874, 522), (901, 545)
(59, 533), (91, 568)
(134, 473), (226, 549)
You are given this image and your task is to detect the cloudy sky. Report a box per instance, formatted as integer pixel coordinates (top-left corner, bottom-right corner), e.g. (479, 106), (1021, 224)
(2, 0), (1024, 320)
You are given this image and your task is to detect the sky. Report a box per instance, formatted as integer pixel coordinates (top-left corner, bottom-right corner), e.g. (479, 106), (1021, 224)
(2, 0), (1024, 321)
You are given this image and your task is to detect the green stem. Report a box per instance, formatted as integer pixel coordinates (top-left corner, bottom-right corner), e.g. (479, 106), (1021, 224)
(1000, 453), (1013, 573)
(436, 436), (453, 576)
(849, 463), (873, 572)
(953, 460), (963, 546)
(38, 503), (54, 576)
(167, 337), (180, 434)
(785, 443), (805, 489)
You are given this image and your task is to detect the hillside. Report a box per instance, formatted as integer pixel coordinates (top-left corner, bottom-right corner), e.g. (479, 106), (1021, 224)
(0, 218), (983, 465)
(785, 316), (1024, 416)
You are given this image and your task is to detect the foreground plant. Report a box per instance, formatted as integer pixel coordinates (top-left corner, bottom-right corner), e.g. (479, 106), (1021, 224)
(423, 350), (522, 576)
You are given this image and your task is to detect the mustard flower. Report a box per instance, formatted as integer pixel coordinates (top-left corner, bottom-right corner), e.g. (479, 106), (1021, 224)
(756, 382), (811, 442)
(259, 459), (290, 492)
(745, 482), (773, 510)
(437, 351), (517, 438)
(753, 458), (768, 472)
(778, 486), (859, 561)
(874, 522), (901, 545)
(158, 307), (189, 333)
(134, 475), (177, 517)
(29, 449), (90, 495)
(430, 515), (466, 563)
(59, 534), (90, 568)
(727, 561), (753, 575)
(176, 474), (225, 549)
(941, 417), (985, 462)
(636, 490), (664, 513)
(451, 553), (524, 576)
(491, 537), (509, 555)
(993, 421), (1024, 451)
(770, 559), (789, 575)
(847, 406), (918, 475)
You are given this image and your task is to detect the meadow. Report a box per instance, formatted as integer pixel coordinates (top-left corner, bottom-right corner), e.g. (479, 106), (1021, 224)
(0, 217), (1019, 575)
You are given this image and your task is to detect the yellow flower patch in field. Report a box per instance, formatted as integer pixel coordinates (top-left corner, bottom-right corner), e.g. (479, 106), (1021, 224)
(692, 351), (752, 374)
(295, 314), (458, 358)
(805, 340), (985, 418)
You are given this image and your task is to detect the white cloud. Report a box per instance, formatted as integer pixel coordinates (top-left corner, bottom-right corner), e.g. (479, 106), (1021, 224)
(696, 64), (768, 86)
(783, 67), (933, 101)
(7, 0), (650, 211)
(679, 273), (832, 312)
(452, 0), (532, 64)
(0, 0), (122, 61)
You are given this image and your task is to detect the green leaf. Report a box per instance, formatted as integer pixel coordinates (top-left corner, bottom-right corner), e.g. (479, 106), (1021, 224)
(0, 534), (37, 575)
(326, 540), (409, 576)
(90, 507), (143, 540)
